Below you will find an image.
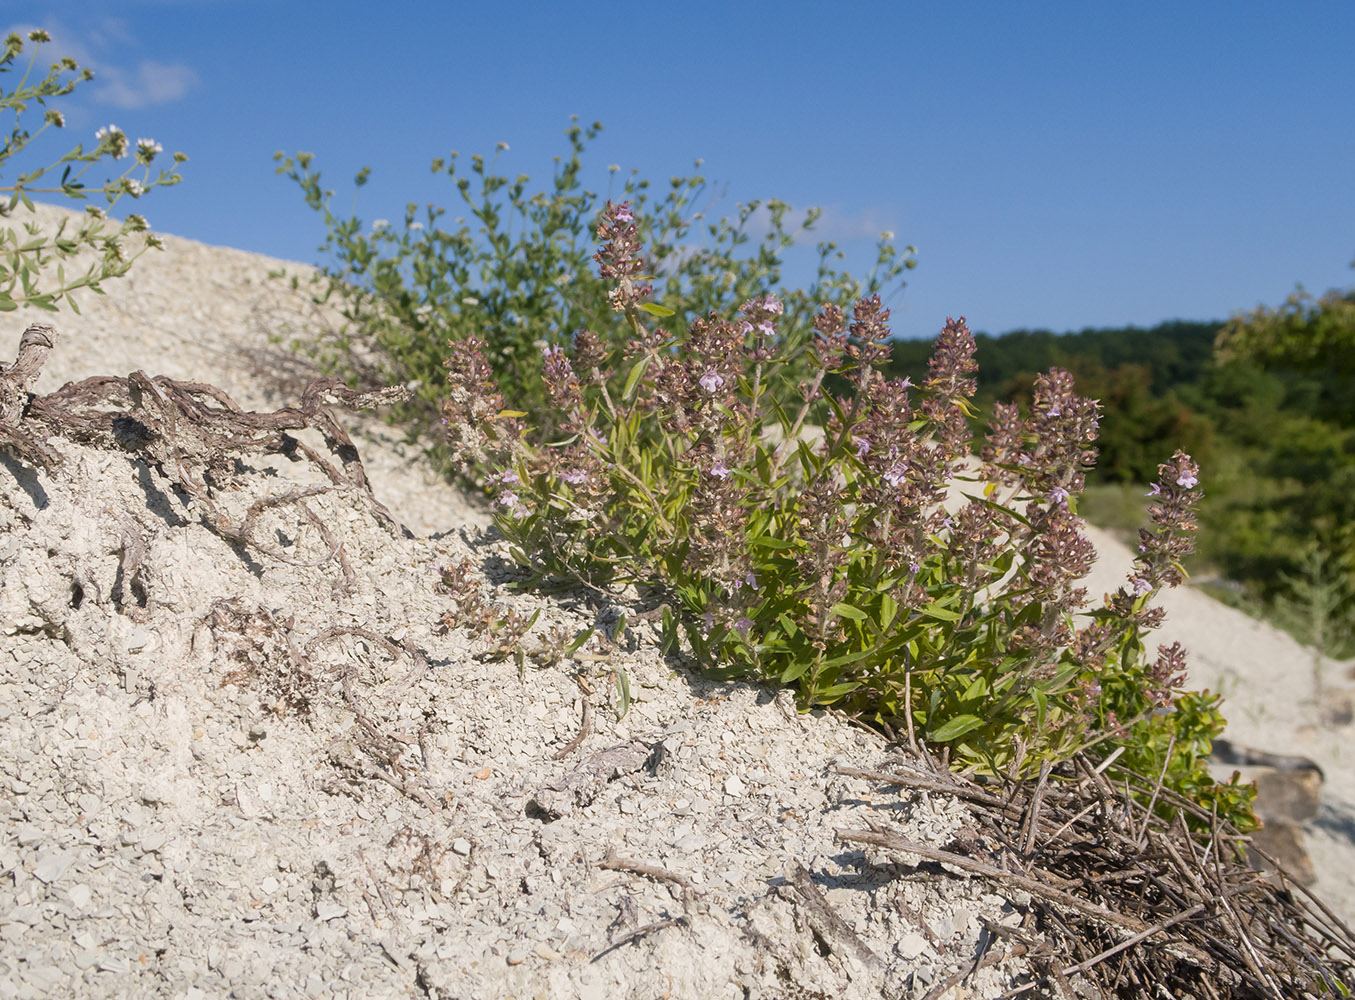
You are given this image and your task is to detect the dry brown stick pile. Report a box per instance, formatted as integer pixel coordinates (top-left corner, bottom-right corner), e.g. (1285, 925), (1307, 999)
(835, 757), (1355, 998)
(0, 323), (409, 541)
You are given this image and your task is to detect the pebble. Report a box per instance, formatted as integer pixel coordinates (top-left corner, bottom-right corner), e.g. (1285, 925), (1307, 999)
(32, 849), (75, 884)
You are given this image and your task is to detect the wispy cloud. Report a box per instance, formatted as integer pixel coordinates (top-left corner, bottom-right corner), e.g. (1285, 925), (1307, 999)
(93, 60), (199, 109)
(4, 16), (198, 110)
(739, 201), (901, 246)
(800, 204), (901, 245)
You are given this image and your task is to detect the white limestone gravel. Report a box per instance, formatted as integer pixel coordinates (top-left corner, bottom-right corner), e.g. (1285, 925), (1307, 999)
(1, 202), (1352, 998)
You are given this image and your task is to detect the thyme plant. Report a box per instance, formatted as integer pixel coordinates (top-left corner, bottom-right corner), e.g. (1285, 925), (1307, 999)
(0, 30), (187, 312)
(444, 201), (1255, 828)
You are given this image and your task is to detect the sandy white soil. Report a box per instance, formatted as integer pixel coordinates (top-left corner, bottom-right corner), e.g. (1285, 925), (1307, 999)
(2, 202), (1351, 998)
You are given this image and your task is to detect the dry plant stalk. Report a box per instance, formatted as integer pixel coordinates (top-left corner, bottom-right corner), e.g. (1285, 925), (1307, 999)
(834, 756), (1355, 999)
(0, 321), (410, 550)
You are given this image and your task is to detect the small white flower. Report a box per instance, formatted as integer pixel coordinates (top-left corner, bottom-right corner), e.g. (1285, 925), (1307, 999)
(496, 141), (510, 151)
(409, 220), (424, 231)
(372, 219), (390, 230)
(136, 138), (162, 163)
(96, 124), (129, 160)
(124, 178), (145, 198)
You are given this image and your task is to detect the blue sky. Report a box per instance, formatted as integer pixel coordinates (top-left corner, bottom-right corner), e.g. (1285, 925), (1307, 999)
(7, 0), (1354, 340)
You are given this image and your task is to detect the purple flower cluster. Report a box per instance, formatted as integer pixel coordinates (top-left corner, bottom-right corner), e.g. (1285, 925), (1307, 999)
(571, 328), (610, 384)
(441, 333), (517, 467)
(796, 476), (852, 648)
(1147, 641), (1189, 707)
(983, 368), (1100, 503)
(739, 293), (783, 362)
(1109, 450), (1202, 620)
(683, 444), (753, 589)
(593, 200), (652, 313)
(842, 295), (894, 391)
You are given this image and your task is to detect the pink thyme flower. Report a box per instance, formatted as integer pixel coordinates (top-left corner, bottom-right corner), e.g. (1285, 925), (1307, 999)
(495, 491), (527, 517)
(699, 370), (724, 393)
(710, 460), (731, 479)
(1176, 469), (1199, 489)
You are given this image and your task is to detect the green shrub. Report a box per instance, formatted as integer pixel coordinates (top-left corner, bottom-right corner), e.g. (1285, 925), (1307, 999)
(274, 118), (913, 470)
(444, 201), (1256, 831)
(0, 29), (186, 313)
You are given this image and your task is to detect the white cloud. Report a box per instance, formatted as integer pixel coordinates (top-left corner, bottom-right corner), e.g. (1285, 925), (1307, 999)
(738, 201), (900, 246)
(800, 204), (900, 244)
(4, 16), (198, 110)
(93, 59), (199, 109)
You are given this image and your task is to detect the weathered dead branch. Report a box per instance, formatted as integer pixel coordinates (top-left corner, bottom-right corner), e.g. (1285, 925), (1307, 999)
(835, 756), (1355, 998)
(0, 323), (410, 553)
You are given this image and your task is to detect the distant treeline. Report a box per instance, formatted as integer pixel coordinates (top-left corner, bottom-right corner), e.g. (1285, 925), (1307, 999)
(886, 317), (1355, 655)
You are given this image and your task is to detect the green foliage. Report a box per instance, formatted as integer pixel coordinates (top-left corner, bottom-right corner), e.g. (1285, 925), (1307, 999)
(446, 204), (1255, 832)
(889, 322), (1220, 484)
(1217, 281), (1355, 378)
(275, 118), (914, 469)
(890, 310), (1355, 659)
(0, 30), (187, 313)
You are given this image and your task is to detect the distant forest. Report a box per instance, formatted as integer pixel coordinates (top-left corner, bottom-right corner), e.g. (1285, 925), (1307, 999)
(885, 308), (1355, 657)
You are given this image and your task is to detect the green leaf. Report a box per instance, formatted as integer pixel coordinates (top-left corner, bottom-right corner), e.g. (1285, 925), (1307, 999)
(621, 355), (650, 401)
(960, 675), (989, 701)
(830, 602), (867, 621)
(813, 681), (861, 703)
(565, 627), (595, 654)
(919, 602), (962, 622)
(929, 714), (985, 742)
(780, 659), (811, 683)
(878, 592), (898, 630)
(660, 607), (677, 655)
(636, 302), (675, 317)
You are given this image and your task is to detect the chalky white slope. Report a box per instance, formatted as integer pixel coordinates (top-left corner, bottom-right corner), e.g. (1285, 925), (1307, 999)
(1, 203), (1351, 999)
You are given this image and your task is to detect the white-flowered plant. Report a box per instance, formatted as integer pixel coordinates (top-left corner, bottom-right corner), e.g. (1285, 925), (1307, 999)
(0, 31), (187, 313)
